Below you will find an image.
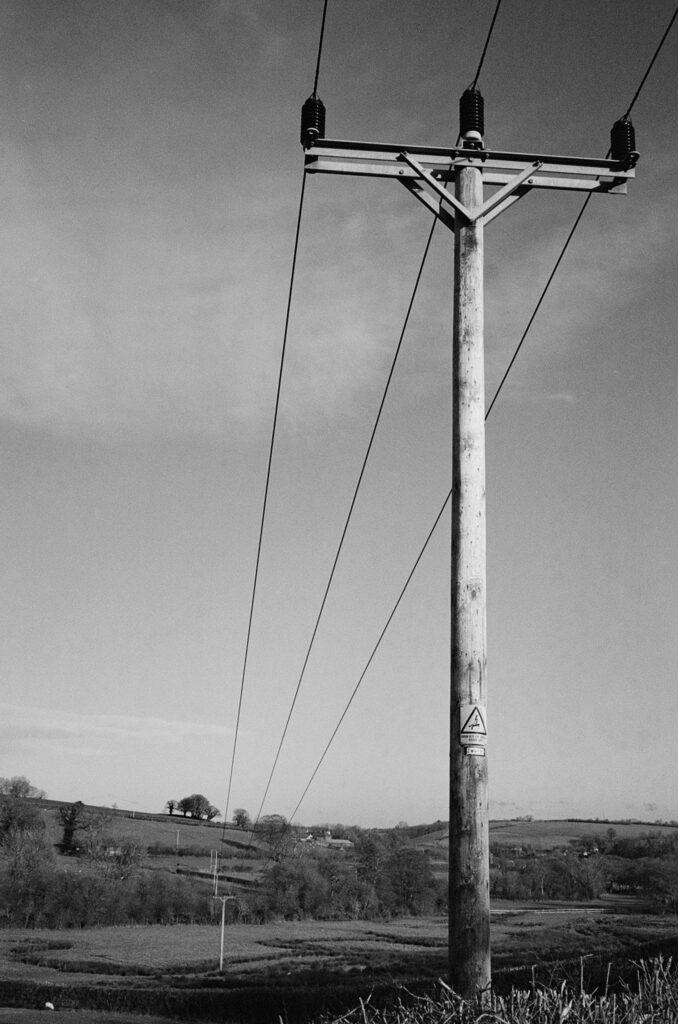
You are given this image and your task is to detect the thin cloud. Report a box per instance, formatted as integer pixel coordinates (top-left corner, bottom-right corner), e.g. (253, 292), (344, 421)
(514, 387), (579, 406)
(0, 703), (234, 749)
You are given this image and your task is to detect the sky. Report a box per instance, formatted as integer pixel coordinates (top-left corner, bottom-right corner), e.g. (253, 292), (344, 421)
(0, 0), (677, 829)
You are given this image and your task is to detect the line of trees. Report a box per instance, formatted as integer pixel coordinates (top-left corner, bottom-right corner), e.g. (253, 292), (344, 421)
(165, 795), (221, 820)
(0, 790), (215, 927)
(249, 829), (445, 922)
(1, 790), (445, 927)
(490, 829), (678, 908)
(6, 775), (678, 928)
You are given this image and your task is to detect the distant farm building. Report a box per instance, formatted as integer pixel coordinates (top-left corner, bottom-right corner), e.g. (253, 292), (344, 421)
(299, 829), (354, 851)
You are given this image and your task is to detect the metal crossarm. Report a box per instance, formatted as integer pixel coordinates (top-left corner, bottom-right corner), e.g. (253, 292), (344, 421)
(304, 138), (636, 198)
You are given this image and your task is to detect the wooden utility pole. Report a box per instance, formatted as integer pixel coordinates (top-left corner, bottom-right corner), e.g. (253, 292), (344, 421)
(301, 90), (637, 998)
(449, 160), (490, 995)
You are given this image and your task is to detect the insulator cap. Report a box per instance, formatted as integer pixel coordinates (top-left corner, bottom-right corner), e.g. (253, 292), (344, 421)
(610, 117), (639, 167)
(460, 86), (484, 146)
(300, 95), (326, 149)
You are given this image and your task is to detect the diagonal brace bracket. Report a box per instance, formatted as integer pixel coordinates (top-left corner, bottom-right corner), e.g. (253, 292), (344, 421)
(399, 152), (473, 222)
(475, 161), (542, 224)
(399, 178), (457, 233)
(398, 152), (543, 229)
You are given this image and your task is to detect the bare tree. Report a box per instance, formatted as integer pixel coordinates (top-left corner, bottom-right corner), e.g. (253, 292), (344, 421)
(56, 801), (85, 854)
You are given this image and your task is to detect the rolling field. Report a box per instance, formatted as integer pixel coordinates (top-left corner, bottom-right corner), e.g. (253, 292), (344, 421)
(413, 818), (678, 853)
(2, 904), (678, 1022)
(35, 801), (260, 856)
(36, 799), (678, 856)
(31, 800), (267, 889)
(6, 807), (678, 1020)
(28, 801), (678, 901)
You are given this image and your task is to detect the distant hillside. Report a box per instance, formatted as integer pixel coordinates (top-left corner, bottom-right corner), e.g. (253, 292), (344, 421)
(409, 818), (678, 852)
(25, 799), (678, 858)
(30, 798), (265, 857)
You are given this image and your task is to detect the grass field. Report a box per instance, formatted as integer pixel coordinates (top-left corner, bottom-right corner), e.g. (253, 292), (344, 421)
(35, 799), (678, 880)
(31, 799), (267, 892)
(2, 903), (678, 1022)
(0, 1012), (175, 1023)
(414, 819), (678, 853)
(7, 806), (678, 1020)
(36, 800), (260, 856)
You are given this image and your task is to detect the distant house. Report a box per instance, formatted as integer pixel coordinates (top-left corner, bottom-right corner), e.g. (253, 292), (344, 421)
(318, 829), (354, 851)
(296, 829), (354, 851)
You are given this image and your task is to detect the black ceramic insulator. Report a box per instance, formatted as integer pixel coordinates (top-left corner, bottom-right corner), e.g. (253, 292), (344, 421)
(300, 95), (326, 148)
(610, 118), (636, 165)
(460, 86), (484, 139)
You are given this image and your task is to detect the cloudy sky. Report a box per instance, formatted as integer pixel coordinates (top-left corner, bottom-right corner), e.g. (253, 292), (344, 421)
(1, 0), (676, 828)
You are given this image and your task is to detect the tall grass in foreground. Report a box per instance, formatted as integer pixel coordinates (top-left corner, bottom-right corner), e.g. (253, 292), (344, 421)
(325, 958), (678, 1023)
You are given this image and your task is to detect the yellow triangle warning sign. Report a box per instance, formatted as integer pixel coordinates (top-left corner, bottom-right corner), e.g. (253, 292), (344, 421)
(460, 705), (486, 736)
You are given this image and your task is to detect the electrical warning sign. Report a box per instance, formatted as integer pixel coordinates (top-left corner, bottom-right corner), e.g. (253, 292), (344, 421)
(460, 704), (487, 747)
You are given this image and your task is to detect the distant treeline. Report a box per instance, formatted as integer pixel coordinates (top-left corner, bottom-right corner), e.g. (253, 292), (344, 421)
(0, 863), (217, 928)
(564, 817), (678, 828)
(491, 829), (678, 906)
(4, 783), (678, 928)
(0, 792), (445, 927)
(249, 834), (446, 922)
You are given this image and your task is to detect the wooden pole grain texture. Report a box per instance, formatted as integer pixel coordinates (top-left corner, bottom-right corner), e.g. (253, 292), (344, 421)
(449, 161), (491, 997)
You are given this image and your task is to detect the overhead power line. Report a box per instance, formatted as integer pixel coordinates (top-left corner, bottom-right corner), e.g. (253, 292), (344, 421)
(471, 0), (503, 89)
(222, 1), (331, 832)
(485, 198), (590, 419)
(288, 491), (450, 824)
(249, 217), (439, 834)
(623, 4), (677, 118)
(222, 170), (307, 832)
(286, 6), (677, 822)
(243, 1), (507, 834)
(487, 0), (677, 416)
(312, 0), (330, 97)
(249, 0), (510, 827)
(455, 0), (504, 146)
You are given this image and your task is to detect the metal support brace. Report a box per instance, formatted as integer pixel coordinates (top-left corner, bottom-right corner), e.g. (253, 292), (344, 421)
(479, 188), (528, 227)
(397, 153), (544, 233)
(475, 162), (541, 223)
(400, 178), (456, 232)
(398, 152), (473, 223)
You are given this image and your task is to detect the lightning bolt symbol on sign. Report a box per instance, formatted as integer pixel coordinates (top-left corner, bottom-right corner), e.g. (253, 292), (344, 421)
(460, 705), (487, 745)
(461, 707), (486, 734)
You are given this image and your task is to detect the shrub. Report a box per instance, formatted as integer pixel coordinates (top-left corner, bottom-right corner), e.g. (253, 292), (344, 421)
(0, 859), (216, 928)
